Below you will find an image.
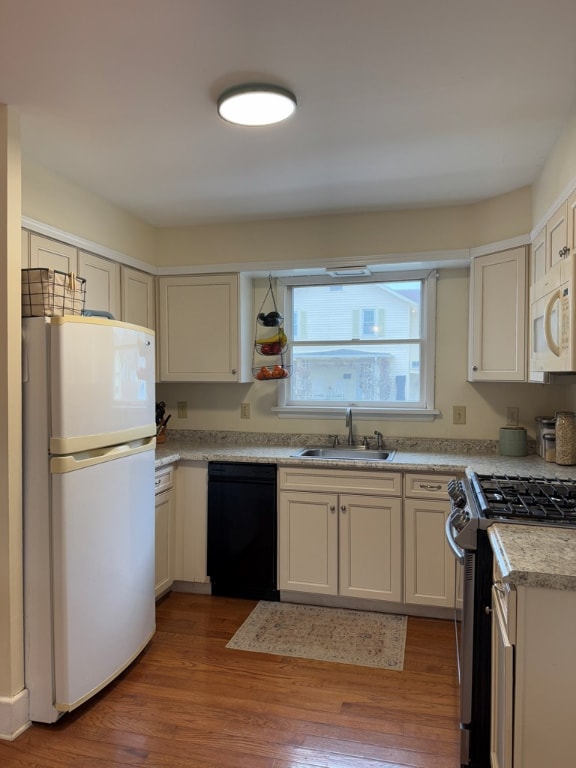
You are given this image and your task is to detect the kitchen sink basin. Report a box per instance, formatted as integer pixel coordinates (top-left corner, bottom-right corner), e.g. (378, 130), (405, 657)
(291, 447), (395, 461)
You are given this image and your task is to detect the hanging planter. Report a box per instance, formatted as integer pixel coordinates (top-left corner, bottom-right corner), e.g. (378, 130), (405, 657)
(253, 275), (291, 380)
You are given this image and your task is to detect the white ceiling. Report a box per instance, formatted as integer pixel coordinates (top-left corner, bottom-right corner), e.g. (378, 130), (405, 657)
(2, 0), (576, 228)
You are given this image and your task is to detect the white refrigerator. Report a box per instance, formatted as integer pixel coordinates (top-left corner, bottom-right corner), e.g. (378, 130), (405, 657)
(22, 315), (157, 723)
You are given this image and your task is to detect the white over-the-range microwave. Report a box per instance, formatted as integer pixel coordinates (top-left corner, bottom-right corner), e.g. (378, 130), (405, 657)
(530, 254), (576, 372)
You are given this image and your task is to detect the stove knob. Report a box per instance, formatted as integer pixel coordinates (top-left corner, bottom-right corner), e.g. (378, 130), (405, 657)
(452, 510), (470, 532)
(447, 480), (467, 508)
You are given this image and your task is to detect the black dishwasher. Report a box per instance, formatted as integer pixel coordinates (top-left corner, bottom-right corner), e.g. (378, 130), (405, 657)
(207, 462), (279, 601)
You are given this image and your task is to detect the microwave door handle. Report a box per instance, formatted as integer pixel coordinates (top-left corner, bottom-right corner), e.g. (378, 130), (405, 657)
(544, 289), (561, 358)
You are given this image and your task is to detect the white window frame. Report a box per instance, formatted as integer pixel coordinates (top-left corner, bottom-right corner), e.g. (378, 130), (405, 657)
(272, 270), (439, 421)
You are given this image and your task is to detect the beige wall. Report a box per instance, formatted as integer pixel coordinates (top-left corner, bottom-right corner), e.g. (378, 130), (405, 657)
(532, 114), (576, 224)
(157, 186), (531, 269)
(22, 159), (159, 266)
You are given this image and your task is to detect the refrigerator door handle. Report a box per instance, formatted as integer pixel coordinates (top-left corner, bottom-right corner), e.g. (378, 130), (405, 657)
(50, 436), (155, 474)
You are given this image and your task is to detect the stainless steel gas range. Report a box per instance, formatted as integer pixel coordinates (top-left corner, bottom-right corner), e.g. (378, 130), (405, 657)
(446, 469), (576, 768)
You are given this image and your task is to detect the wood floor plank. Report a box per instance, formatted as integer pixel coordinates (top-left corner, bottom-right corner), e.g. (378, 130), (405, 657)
(0, 594), (460, 768)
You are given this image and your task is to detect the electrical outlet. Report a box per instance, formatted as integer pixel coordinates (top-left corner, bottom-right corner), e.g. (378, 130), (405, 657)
(240, 402), (251, 419)
(506, 406), (519, 426)
(453, 405), (466, 425)
(177, 401), (188, 419)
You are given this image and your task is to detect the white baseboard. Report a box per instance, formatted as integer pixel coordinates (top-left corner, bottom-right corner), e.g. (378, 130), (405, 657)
(171, 581), (211, 595)
(0, 688), (30, 741)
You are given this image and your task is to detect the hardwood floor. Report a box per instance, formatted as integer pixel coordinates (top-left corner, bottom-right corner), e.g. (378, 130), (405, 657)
(0, 594), (460, 767)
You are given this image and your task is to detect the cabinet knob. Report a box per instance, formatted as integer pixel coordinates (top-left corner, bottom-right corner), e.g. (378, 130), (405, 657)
(559, 246), (570, 257)
(329, 505), (336, 512)
(231, 368), (237, 375)
(340, 505), (347, 513)
(472, 365), (478, 371)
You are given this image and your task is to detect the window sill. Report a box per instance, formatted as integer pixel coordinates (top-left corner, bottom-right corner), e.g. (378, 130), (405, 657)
(272, 406), (440, 421)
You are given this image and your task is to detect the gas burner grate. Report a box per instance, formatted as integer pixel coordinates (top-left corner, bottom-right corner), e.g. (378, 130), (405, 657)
(473, 473), (576, 525)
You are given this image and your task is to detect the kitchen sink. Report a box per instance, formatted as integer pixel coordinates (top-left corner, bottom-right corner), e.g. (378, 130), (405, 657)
(291, 447), (395, 461)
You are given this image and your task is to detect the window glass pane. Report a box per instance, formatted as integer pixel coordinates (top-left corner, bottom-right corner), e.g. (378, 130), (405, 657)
(289, 343), (421, 403)
(292, 281), (421, 342)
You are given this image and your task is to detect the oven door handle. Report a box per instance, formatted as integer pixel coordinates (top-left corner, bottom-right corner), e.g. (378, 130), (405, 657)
(445, 514), (466, 564)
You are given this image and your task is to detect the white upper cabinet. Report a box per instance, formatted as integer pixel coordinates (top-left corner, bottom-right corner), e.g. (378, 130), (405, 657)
(121, 266), (155, 330)
(157, 273), (252, 382)
(21, 229), (29, 268)
(78, 250), (121, 318)
(468, 247), (527, 382)
(566, 188), (576, 260)
(547, 201), (570, 271)
(530, 227), (546, 287)
(30, 233), (78, 274)
(23, 230), (154, 329)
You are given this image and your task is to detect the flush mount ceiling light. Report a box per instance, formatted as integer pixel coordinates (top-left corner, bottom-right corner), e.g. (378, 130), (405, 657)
(217, 84), (297, 126)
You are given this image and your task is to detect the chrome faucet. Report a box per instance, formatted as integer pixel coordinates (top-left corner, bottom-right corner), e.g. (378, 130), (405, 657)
(374, 429), (384, 450)
(346, 407), (354, 446)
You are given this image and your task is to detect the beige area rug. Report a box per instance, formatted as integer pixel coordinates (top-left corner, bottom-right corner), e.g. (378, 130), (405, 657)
(226, 601), (407, 670)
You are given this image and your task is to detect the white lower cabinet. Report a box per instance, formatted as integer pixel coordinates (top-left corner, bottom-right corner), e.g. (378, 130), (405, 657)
(278, 467), (403, 602)
(491, 581), (515, 768)
(403, 473), (457, 608)
(172, 461), (208, 585)
(490, 565), (576, 768)
(154, 466), (175, 598)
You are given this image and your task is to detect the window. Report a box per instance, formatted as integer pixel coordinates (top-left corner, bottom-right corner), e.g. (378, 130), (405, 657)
(361, 308), (377, 337)
(275, 271), (437, 418)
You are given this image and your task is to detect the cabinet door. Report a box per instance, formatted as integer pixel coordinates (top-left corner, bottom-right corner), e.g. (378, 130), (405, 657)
(30, 233), (77, 273)
(172, 461), (208, 584)
(339, 494), (402, 602)
(78, 250), (121, 318)
(155, 487), (174, 598)
(121, 266), (155, 330)
(490, 585), (514, 768)
(158, 274), (250, 382)
(530, 227), (546, 286)
(404, 498), (455, 607)
(567, 188), (576, 259)
(469, 247), (527, 381)
(21, 229), (29, 268)
(278, 491), (338, 594)
(547, 201), (568, 271)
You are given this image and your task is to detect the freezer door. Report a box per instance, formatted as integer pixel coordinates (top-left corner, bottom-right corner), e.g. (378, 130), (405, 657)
(49, 316), (155, 453)
(50, 442), (155, 713)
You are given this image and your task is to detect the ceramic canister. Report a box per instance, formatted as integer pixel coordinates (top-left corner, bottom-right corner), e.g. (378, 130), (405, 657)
(499, 426), (527, 457)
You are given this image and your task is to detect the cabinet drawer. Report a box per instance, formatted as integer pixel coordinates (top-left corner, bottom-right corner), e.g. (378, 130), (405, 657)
(404, 473), (456, 500)
(279, 466), (402, 496)
(155, 466), (174, 494)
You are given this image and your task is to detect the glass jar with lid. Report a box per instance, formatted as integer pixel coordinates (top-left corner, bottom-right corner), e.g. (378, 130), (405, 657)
(555, 411), (576, 465)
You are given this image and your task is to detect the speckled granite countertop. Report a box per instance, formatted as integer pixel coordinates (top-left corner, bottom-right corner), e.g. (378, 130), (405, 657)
(489, 523), (576, 591)
(155, 432), (576, 478)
